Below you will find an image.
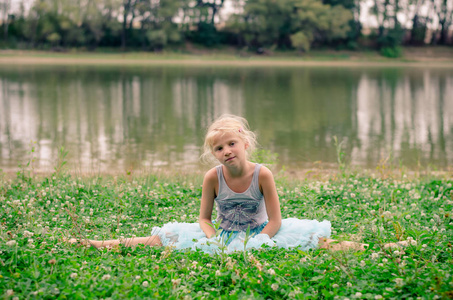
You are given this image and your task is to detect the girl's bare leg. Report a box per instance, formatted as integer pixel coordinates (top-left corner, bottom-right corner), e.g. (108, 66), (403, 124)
(319, 238), (367, 251)
(319, 238), (408, 251)
(68, 235), (162, 248)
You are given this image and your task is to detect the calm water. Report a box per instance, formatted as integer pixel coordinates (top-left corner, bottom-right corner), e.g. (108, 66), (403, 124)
(0, 64), (452, 173)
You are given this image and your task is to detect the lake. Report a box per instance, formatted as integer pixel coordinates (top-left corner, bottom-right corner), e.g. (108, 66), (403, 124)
(0, 64), (452, 174)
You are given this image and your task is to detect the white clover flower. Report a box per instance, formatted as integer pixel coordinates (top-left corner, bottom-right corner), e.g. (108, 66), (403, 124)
(371, 253), (379, 259)
(332, 284), (339, 288)
(271, 283), (279, 291)
(375, 295), (383, 299)
(102, 274), (111, 280)
(6, 240), (17, 247)
(70, 273), (77, 279)
(360, 260), (366, 267)
(171, 278), (181, 288)
(355, 292), (362, 298)
(267, 268), (276, 275)
(393, 250), (400, 256)
(6, 290), (14, 296)
(135, 275), (141, 280)
(142, 281), (149, 287)
(347, 282), (352, 287)
(407, 237), (417, 246)
(215, 270), (221, 276)
(395, 278), (403, 285)
(24, 230), (34, 237)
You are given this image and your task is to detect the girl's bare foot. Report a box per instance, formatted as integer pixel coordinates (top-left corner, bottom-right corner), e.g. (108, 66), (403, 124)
(383, 241), (408, 248)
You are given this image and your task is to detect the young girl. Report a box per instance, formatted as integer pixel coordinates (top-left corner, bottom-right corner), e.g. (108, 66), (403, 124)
(69, 115), (395, 252)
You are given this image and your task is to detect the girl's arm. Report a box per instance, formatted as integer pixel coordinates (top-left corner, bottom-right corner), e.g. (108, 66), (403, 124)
(198, 168), (218, 238)
(259, 166), (282, 238)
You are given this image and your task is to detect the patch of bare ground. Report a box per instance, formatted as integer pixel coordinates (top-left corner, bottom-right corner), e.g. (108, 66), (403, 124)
(403, 46), (453, 61)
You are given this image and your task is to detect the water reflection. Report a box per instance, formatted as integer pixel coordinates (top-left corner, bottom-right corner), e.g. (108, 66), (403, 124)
(0, 65), (451, 173)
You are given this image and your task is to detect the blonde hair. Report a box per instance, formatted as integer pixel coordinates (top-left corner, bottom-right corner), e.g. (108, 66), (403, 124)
(201, 114), (257, 164)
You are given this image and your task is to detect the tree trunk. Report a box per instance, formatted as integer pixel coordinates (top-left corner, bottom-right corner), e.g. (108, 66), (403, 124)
(2, 0), (9, 42)
(121, 0), (132, 51)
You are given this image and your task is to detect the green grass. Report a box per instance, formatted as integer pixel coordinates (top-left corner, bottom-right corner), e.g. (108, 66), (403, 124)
(0, 169), (452, 299)
(1, 47), (453, 65)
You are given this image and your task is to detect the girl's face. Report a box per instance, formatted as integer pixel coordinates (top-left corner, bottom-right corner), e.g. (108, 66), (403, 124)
(211, 132), (248, 166)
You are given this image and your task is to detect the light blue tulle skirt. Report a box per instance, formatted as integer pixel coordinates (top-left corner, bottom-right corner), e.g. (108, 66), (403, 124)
(150, 218), (331, 254)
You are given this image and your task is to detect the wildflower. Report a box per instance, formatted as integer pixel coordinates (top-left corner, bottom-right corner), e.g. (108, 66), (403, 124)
(70, 273), (77, 279)
(135, 276), (141, 280)
(6, 240), (17, 247)
(375, 295), (383, 299)
(215, 270), (221, 276)
(102, 274), (111, 280)
(171, 278), (181, 288)
(347, 282), (352, 287)
(48, 258), (57, 265)
(395, 278), (403, 286)
(6, 290), (14, 296)
(393, 250), (401, 256)
(267, 268), (276, 275)
(407, 237), (417, 246)
(332, 284), (339, 288)
(24, 230), (34, 237)
(355, 292), (362, 298)
(360, 260), (366, 267)
(142, 281), (149, 287)
(371, 253), (379, 259)
(271, 283), (279, 291)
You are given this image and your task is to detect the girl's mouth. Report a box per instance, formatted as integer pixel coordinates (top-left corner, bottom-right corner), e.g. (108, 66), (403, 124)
(225, 157), (235, 162)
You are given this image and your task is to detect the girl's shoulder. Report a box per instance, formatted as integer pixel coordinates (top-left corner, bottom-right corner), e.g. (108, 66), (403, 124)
(257, 164), (274, 180)
(203, 166), (219, 184)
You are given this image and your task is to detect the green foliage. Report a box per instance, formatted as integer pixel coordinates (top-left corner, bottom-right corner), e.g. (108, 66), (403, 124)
(0, 171), (452, 298)
(236, 0), (352, 51)
(250, 149), (279, 167)
(291, 31), (312, 52)
(380, 46), (403, 58)
(187, 22), (224, 47)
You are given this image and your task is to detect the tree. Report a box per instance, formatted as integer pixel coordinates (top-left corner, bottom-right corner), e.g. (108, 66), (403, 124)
(431, 0), (453, 45)
(0, 0), (11, 41)
(228, 0), (352, 51)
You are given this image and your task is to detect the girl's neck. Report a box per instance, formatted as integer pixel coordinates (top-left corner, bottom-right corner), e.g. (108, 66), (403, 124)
(223, 160), (254, 178)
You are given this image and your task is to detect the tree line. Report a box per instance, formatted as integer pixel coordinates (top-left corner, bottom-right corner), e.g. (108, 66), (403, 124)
(0, 0), (452, 56)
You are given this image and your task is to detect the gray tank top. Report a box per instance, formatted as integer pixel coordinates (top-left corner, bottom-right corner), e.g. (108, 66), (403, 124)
(215, 163), (268, 231)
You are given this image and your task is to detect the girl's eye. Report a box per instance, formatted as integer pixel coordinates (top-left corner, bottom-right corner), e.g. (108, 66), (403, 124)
(216, 147), (222, 151)
(230, 142), (235, 146)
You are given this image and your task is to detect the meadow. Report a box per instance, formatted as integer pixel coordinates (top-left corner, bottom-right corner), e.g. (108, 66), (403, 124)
(0, 164), (452, 299)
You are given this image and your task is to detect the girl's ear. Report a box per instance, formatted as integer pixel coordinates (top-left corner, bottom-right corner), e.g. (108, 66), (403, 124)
(244, 143), (249, 149)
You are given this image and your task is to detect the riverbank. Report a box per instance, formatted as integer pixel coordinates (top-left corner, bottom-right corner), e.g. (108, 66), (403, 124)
(0, 47), (452, 67)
